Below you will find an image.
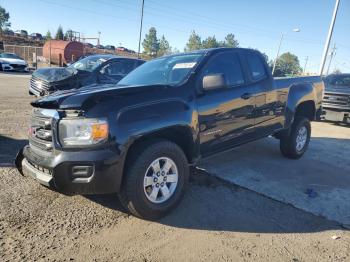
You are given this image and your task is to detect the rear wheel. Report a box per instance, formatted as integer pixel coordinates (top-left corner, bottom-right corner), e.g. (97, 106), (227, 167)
(280, 117), (311, 159)
(118, 140), (189, 220)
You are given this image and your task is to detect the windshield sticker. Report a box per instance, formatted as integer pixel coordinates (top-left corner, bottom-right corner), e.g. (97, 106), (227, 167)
(173, 62), (197, 69)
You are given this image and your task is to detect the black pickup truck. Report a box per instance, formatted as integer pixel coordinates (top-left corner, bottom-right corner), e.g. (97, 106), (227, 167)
(16, 48), (324, 219)
(322, 74), (350, 124)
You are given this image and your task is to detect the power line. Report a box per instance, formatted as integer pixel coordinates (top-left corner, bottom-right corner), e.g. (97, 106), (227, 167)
(38, 0), (140, 23)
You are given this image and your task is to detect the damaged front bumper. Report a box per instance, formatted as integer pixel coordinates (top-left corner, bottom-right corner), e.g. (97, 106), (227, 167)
(15, 144), (125, 195)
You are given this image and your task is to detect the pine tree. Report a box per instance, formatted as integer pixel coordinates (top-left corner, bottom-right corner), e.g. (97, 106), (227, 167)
(55, 25), (64, 40)
(185, 31), (201, 51)
(202, 36), (219, 49)
(142, 27), (159, 57)
(158, 35), (171, 56)
(0, 5), (10, 34)
(223, 33), (239, 48)
(45, 30), (52, 40)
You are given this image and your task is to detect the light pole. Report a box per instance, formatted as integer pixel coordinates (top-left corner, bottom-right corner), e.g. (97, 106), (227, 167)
(138, 0), (145, 59)
(303, 56), (309, 74)
(97, 31), (101, 46)
(272, 28), (300, 76)
(319, 0), (340, 76)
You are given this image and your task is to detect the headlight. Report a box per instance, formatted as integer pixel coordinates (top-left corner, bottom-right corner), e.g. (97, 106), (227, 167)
(59, 118), (108, 147)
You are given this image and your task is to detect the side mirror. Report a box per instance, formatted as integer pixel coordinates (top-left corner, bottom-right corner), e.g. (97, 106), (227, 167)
(202, 73), (227, 91)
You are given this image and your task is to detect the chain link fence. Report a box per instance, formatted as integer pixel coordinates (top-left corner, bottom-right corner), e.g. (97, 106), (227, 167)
(2, 44), (148, 70)
(3, 45), (49, 69)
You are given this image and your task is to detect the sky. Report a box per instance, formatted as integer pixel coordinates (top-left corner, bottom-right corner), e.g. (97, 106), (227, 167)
(1, 0), (350, 74)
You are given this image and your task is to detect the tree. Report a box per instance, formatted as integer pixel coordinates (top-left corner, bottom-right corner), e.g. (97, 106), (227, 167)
(55, 25), (64, 40)
(142, 27), (159, 57)
(45, 31), (52, 40)
(202, 36), (219, 49)
(171, 47), (180, 54)
(185, 31), (202, 51)
(332, 68), (342, 74)
(260, 52), (269, 63)
(223, 33), (239, 47)
(158, 35), (171, 56)
(274, 52), (302, 77)
(0, 5), (10, 34)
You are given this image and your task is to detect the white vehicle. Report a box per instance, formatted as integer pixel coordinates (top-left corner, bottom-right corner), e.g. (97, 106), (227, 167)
(0, 53), (29, 72)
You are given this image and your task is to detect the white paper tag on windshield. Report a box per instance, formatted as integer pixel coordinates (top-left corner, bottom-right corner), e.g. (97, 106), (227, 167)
(173, 62), (196, 69)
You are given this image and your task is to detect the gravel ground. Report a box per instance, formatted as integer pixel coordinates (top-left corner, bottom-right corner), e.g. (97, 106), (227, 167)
(0, 72), (349, 262)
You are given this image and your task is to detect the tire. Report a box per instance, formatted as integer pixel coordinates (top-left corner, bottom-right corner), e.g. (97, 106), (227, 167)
(280, 117), (311, 159)
(118, 140), (189, 220)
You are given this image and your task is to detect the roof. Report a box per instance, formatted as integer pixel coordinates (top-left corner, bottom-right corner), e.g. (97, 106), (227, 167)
(85, 54), (144, 61)
(159, 47), (257, 59)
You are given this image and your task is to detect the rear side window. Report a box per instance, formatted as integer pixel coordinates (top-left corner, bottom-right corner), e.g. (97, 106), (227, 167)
(103, 60), (135, 76)
(201, 52), (244, 86)
(246, 53), (267, 81)
(329, 75), (350, 87)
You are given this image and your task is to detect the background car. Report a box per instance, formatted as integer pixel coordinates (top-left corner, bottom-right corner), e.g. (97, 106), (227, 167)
(94, 44), (105, 49)
(322, 73), (350, 124)
(0, 53), (29, 72)
(105, 45), (115, 51)
(28, 33), (43, 41)
(84, 43), (94, 48)
(14, 30), (28, 38)
(29, 54), (145, 97)
(3, 29), (14, 36)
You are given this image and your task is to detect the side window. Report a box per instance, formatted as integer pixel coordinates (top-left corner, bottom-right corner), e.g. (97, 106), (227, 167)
(246, 53), (267, 81)
(201, 52), (244, 87)
(101, 60), (135, 76)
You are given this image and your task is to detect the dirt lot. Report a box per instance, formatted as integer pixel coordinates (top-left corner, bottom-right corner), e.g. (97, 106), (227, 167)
(0, 73), (349, 262)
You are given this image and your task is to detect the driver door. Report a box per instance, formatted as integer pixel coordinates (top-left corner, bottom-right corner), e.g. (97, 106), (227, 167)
(196, 51), (256, 156)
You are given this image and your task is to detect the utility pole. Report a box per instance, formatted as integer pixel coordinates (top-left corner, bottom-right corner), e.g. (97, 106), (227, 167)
(272, 33), (284, 76)
(272, 28), (300, 76)
(97, 31), (101, 46)
(137, 0), (145, 59)
(326, 44), (337, 75)
(319, 0), (340, 76)
(303, 56), (309, 75)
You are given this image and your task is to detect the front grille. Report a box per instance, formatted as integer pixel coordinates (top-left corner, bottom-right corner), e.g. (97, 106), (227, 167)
(10, 64), (26, 70)
(30, 75), (51, 94)
(323, 93), (350, 107)
(27, 158), (52, 175)
(29, 109), (56, 153)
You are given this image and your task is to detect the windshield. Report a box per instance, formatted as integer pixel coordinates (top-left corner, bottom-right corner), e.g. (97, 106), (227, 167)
(0, 53), (22, 59)
(118, 53), (204, 86)
(328, 75), (350, 87)
(68, 56), (109, 72)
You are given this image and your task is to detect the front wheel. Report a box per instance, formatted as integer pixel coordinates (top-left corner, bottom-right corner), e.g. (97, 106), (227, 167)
(280, 117), (311, 159)
(118, 140), (189, 220)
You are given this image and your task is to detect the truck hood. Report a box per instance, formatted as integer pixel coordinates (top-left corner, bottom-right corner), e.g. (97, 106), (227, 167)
(325, 85), (350, 95)
(30, 84), (167, 110)
(32, 67), (78, 82)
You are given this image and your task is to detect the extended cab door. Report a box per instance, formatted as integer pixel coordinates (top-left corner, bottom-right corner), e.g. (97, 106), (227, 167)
(196, 51), (256, 156)
(243, 51), (283, 134)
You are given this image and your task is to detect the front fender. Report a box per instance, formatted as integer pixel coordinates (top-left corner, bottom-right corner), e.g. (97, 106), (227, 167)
(112, 98), (199, 191)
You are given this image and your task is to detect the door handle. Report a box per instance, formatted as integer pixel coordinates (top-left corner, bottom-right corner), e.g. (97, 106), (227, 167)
(241, 93), (252, 100)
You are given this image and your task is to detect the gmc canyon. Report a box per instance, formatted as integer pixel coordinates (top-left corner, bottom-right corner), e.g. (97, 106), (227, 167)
(322, 73), (350, 124)
(16, 48), (324, 219)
